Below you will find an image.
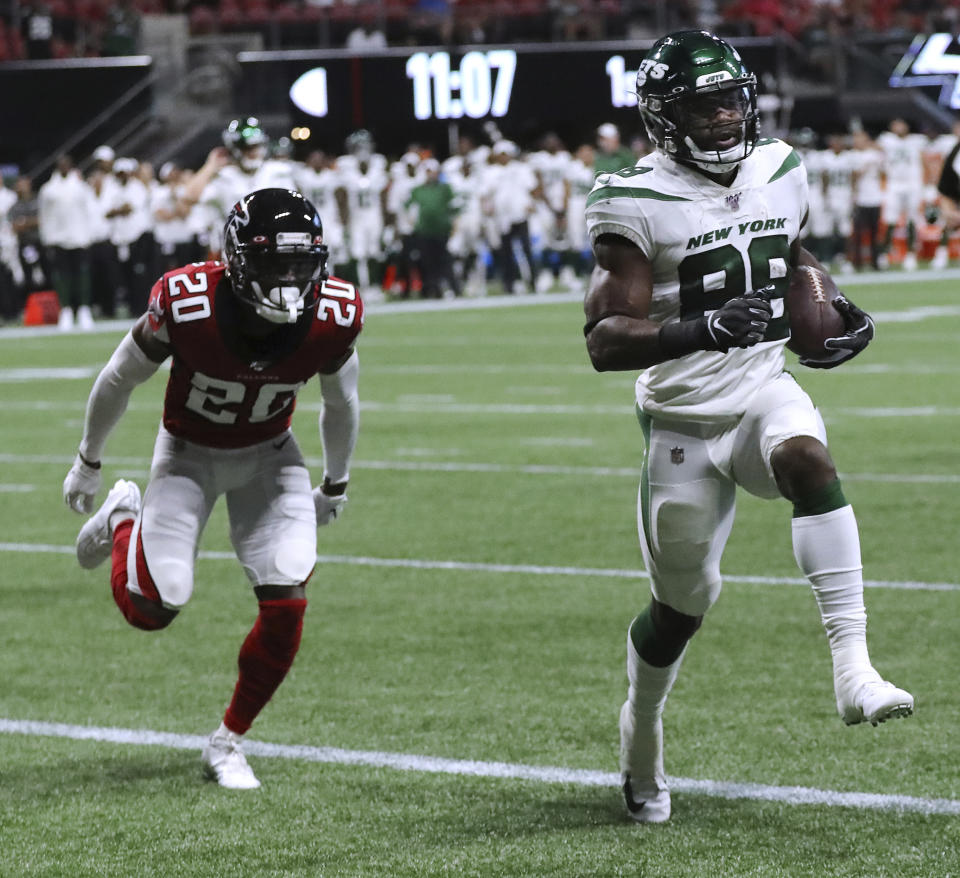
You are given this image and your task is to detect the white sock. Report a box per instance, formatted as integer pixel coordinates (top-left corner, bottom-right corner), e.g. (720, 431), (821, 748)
(216, 720), (240, 739)
(792, 505), (874, 685)
(622, 635), (684, 781)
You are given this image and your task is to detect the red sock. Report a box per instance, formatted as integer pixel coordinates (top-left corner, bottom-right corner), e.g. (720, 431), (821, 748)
(110, 520), (168, 631)
(223, 598), (307, 735)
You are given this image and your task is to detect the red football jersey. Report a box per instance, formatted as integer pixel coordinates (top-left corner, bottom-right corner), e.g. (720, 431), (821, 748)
(147, 261), (363, 448)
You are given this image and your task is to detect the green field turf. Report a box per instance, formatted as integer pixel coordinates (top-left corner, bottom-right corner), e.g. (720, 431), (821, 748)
(2, 280), (959, 877)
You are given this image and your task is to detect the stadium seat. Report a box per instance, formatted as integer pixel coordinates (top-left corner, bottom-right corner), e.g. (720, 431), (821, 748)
(217, 1), (245, 28)
(188, 4), (218, 34)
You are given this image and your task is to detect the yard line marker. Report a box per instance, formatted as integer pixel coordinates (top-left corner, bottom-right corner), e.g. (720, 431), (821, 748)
(2, 269), (960, 340)
(2, 541), (957, 592)
(5, 398), (960, 417)
(0, 718), (956, 816)
(5, 452), (960, 486)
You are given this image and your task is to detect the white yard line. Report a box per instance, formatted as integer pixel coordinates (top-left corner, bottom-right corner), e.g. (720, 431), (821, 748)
(3, 452), (960, 486)
(1, 541), (957, 592)
(8, 398), (960, 417)
(0, 717), (955, 816)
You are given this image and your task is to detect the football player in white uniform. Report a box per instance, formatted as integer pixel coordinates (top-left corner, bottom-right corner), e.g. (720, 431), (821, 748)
(877, 119), (926, 270)
(583, 30), (913, 825)
(338, 130), (390, 294)
(181, 117), (289, 254)
(296, 150), (348, 273)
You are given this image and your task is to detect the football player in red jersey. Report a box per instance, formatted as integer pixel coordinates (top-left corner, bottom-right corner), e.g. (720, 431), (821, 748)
(62, 188), (363, 789)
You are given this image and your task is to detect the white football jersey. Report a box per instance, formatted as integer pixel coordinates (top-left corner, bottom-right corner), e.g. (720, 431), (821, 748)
(823, 148), (855, 207)
(295, 164), (344, 230)
(851, 147), (884, 207)
(799, 148), (827, 206)
(877, 131), (926, 187)
(338, 156), (389, 217)
(585, 139), (807, 421)
(529, 149), (573, 212)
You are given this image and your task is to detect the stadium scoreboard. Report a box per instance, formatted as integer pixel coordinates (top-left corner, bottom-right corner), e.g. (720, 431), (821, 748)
(237, 42), (666, 152)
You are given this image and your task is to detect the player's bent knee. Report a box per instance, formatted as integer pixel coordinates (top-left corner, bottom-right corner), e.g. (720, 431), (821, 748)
(147, 558), (195, 609)
(651, 598), (703, 644)
(270, 538), (316, 585)
(129, 591), (179, 630)
(770, 436), (836, 500)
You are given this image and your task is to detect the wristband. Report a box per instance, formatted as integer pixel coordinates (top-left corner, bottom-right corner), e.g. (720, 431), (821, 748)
(321, 477), (348, 496)
(78, 450), (102, 470)
(658, 318), (712, 359)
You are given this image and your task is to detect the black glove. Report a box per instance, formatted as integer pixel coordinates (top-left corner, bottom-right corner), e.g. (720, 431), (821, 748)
(799, 293), (875, 369)
(705, 285), (775, 352)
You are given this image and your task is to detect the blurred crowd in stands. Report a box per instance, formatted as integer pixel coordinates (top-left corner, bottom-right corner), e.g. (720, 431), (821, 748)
(2, 0), (958, 60)
(2, 114), (960, 329)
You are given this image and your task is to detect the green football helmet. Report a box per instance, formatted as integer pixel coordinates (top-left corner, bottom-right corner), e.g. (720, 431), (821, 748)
(636, 30), (759, 172)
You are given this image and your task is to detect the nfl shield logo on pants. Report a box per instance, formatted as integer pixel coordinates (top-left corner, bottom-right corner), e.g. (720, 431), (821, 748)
(670, 446), (684, 465)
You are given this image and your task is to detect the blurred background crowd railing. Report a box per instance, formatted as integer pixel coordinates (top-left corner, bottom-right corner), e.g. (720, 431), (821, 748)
(1, 0), (957, 60)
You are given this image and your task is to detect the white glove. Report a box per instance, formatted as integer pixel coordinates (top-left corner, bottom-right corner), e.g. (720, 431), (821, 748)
(63, 452), (102, 514)
(313, 485), (348, 526)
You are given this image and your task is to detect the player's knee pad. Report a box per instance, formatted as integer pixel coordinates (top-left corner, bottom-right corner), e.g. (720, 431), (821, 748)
(142, 557), (194, 610)
(651, 495), (721, 577)
(127, 591), (179, 630)
(643, 486), (726, 616)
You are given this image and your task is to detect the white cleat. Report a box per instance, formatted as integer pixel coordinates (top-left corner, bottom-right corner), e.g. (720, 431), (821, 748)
(75, 479), (141, 569)
(619, 700), (671, 823)
(202, 727), (261, 789)
(76, 304), (95, 331)
(902, 252), (918, 271)
(836, 671), (914, 727)
(622, 773), (671, 824)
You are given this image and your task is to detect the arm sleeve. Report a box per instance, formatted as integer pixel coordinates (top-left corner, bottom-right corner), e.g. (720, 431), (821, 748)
(78, 330), (164, 462)
(317, 349), (359, 484)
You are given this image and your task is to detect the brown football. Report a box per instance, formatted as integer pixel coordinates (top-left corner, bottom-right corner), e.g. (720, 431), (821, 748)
(785, 265), (846, 359)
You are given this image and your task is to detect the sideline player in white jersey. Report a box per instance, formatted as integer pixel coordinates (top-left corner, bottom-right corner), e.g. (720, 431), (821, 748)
(565, 143), (599, 281)
(181, 117), (292, 254)
(849, 129), (885, 270)
(338, 129), (390, 294)
(822, 134), (856, 271)
(529, 132), (575, 290)
(296, 150), (347, 272)
(877, 118), (926, 269)
(583, 30), (913, 825)
(793, 128), (830, 264)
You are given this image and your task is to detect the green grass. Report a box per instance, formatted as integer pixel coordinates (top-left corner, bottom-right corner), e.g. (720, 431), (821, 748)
(2, 282), (960, 877)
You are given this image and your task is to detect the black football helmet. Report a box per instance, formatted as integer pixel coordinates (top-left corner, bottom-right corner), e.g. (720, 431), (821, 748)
(222, 117), (270, 171)
(223, 188), (328, 325)
(636, 30), (759, 172)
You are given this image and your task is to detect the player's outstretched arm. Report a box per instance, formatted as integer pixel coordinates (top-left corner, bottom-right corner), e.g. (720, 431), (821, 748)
(63, 314), (168, 514)
(584, 234), (773, 371)
(314, 349), (359, 526)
